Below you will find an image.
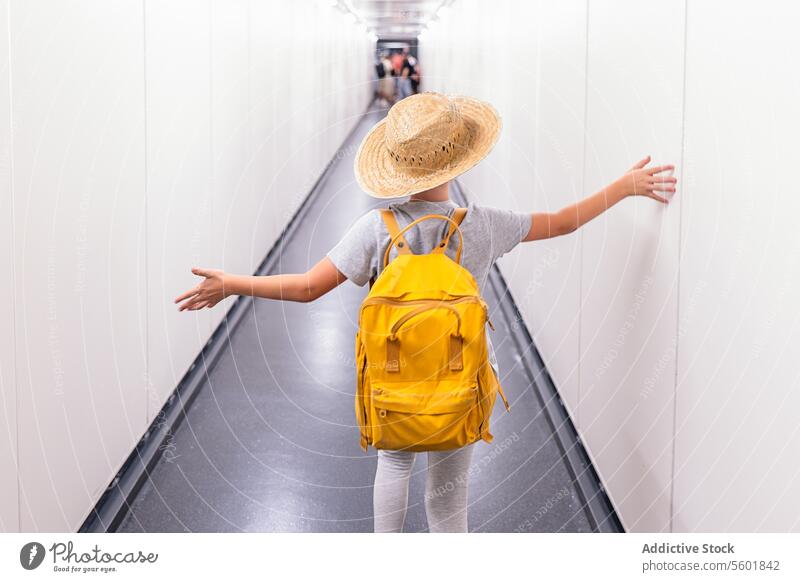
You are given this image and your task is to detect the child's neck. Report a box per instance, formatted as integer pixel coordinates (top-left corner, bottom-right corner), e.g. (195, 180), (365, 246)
(409, 182), (450, 202)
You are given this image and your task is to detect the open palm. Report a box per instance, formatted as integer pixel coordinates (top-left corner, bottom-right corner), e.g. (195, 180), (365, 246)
(623, 155), (677, 203)
(174, 268), (227, 311)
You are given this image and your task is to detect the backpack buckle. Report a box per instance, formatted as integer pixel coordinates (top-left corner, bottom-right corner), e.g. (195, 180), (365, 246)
(449, 333), (463, 371)
(386, 335), (400, 372)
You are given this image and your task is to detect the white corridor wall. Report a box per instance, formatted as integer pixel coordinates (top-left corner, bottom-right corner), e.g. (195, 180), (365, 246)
(420, 0), (800, 532)
(0, 0), (373, 532)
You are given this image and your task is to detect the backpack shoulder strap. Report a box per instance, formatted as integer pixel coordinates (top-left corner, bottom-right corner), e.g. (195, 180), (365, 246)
(380, 208), (412, 255)
(432, 207), (467, 253)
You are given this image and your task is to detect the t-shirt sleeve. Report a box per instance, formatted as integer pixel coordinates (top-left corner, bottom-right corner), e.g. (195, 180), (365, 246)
(475, 203), (533, 261)
(325, 209), (378, 287)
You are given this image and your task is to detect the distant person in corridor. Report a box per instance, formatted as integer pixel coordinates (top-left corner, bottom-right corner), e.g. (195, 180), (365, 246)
(376, 52), (395, 107)
(407, 53), (420, 94)
(390, 49), (404, 77)
(174, 91), (677, 532)
(397, 47), (415, 99)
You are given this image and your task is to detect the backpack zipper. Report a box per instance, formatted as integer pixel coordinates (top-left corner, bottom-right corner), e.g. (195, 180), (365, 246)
(357, 339), (371, 450)
(361, 295), (495, 330)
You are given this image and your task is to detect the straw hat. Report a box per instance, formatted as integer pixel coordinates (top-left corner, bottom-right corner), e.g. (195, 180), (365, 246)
(354, 91), (502, 198)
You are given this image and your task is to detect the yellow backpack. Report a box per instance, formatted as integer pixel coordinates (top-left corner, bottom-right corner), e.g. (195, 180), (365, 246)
(354, 207), (510, 452)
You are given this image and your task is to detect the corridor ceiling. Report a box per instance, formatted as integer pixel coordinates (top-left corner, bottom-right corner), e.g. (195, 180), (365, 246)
(343, 0), (450, 38)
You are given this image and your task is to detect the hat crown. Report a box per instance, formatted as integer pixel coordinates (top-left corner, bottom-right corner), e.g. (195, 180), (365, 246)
(384, 93), (467, 171)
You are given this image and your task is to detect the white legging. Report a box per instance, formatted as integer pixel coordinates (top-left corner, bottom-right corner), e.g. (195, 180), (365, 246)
(373, 443), (475, 532)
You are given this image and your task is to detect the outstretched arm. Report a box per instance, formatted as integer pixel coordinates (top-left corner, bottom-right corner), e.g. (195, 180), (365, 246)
(174, 256), (347, 311)
(522, 155), (676, 242)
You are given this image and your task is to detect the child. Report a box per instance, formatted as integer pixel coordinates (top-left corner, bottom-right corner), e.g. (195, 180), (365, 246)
(174, 91), (676, 532)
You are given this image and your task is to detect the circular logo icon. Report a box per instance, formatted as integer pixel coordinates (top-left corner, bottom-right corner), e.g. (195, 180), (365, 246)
(20, 542), (46, 570)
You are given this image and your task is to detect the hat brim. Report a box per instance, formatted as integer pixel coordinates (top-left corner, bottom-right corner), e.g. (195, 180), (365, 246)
(354, 94), (503, 199)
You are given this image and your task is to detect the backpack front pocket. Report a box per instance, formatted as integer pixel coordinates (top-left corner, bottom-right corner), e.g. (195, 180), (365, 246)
(359, 295), (490, 381)
(369, 381), (482, 451)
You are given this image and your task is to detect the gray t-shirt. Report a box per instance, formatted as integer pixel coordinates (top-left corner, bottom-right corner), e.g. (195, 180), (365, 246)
(326, 198), (532, 374)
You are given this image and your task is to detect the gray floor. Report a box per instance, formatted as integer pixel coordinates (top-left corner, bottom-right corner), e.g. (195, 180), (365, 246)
(117, 100), (610, 533)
